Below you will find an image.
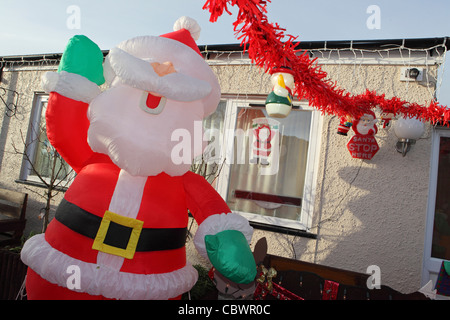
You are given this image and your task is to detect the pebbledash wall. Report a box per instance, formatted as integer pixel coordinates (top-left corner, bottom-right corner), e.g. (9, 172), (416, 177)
(0, 38), (447, 294)
(0, 60), (61, 228)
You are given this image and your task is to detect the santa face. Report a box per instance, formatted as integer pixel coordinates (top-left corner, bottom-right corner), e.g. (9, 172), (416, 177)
(355, 113), (377, 135)
(103, 35), (220, 110)
(87, 35), (221, 177)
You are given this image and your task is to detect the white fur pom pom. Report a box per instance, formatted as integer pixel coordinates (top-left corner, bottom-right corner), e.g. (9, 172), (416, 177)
(173, 16), (201, 41)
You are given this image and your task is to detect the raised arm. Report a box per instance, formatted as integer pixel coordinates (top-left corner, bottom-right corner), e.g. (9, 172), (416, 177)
(183, 171), (257, 284)
(42, 35), (105, 173)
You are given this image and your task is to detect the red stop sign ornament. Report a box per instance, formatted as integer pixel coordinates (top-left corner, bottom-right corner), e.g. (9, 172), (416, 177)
(347, 134), (379, 160)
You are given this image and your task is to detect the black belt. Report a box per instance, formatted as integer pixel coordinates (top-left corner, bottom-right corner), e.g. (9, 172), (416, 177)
(55, 199), (187, 253)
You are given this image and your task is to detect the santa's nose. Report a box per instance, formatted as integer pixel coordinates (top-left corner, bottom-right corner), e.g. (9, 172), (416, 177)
(151, 61), (176, 77)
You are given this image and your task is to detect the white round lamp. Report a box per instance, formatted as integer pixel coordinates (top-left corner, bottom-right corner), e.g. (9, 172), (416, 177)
(393, 116), (425, 156)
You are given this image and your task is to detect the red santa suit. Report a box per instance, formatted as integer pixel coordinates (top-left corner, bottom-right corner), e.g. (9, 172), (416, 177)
(21, 17), (255, 300)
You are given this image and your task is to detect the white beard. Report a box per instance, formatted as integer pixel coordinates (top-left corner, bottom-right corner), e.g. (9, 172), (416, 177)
(87, 84), (204, 177)
(356, 123), (371, 135)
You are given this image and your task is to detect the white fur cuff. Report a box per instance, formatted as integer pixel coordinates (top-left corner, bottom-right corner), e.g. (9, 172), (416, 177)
(193, 213), (254, 260)
(41, 71), (101, 103)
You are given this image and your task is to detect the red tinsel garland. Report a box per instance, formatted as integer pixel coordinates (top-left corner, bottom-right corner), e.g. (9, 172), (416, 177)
(202, 0), (450, 124)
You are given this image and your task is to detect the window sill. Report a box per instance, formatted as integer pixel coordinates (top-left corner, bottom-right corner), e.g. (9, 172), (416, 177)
(15, 179), (69, 192)
(249, 221), (317, 239)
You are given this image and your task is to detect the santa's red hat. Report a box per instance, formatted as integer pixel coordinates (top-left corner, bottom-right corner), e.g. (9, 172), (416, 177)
(160, 16), (202, 56)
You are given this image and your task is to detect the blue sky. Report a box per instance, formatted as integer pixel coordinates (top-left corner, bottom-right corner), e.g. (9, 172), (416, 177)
(1, 0), (450, 104)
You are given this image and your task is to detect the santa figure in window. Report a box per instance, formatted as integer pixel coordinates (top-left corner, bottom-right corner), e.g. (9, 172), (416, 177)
(250, 120), (273, 165)
(21, 16), (256, 300)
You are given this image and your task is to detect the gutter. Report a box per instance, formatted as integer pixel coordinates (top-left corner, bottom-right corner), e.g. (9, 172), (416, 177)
(0, 37), (448, 65)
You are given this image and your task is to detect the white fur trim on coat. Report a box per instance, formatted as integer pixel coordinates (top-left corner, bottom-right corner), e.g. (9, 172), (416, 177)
(21, 234), (198, 300)
(193, 213), (254, 260)
(41, 71), (101, 103)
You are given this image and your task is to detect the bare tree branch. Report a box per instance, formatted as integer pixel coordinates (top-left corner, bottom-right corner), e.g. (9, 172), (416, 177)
(12, 122), (74, 232)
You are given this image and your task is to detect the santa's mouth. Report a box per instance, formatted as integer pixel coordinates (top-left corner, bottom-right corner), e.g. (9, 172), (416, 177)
(139, 92), (166, 115)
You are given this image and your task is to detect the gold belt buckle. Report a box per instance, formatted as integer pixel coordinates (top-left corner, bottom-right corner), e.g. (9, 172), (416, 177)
(92, 210), (144, 259)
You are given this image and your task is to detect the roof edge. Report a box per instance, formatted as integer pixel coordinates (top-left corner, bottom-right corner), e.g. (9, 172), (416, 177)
(1, 37), (447, 62)
(199, 37), (449, 52)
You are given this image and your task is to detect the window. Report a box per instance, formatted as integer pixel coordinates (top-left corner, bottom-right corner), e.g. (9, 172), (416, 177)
(423, 128), (450, 287)
(19, 94), (74, 187)
(431, 134), (450, 261)
(205, 98), (322, 234)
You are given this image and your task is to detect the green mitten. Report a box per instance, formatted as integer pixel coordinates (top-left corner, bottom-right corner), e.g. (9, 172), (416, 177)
(205, 230), (257, 284)
(58, 35), (105, 86)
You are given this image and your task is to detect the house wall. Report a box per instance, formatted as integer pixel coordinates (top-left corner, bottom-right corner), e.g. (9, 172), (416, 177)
(0, 66), (64, 234)
(306, 63), (435, 294)
(201, 59), (438, 294)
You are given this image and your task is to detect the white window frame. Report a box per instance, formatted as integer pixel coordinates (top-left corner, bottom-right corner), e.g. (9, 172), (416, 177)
(215, 97), (323, 232)
(422, 127), (450, 296)
(19, 93), (75, 186)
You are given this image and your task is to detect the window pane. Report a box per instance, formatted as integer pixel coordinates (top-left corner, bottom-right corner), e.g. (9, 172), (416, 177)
(191, 101), (227, 184)
(226, 106), (311, 221)
(29, 100), (72, 183)
(432, 136), (450, 260)
(32, 130), (71, 181)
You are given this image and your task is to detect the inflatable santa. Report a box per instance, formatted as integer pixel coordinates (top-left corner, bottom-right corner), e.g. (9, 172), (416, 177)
(21, 16), (256, 300)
